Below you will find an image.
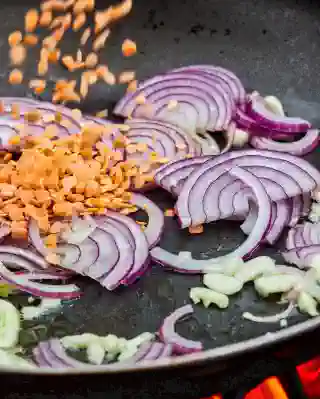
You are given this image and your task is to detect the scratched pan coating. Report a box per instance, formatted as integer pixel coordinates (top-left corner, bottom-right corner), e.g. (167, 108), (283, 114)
(1, 0), (320, 374)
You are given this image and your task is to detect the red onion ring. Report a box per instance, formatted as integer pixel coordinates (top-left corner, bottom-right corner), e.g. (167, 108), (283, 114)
(154, 156), (211, 196)
(150, 247), (225, 274)
(114, 71), (234, 133)
(243, 301), (295, 323)
(0, 246), (50, 270)
(172, 65), (246, 105)
(159, 305), (203, 354)
(81, 228), (119, 280)
(99, 212), (149, 285)
(247, 96), (311, 133)
(176, 150), (320, 228)
(89, 222), (134, 290)
(241, 200), (291, 245)
(152, 166), (272, 271)
(28, 218), (49, 256)
(129, 193), (164, 248)
(250, 129), (319, 155)
(0, 261), (80, 298)
(125, 118), (198, 157)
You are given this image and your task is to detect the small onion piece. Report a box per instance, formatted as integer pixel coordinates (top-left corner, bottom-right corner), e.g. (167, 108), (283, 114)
(250, 129), (319, 156)
(0, 261), (80, 298)
(159, 305), (203, 354)
(125, 118), (199, 157)
(243, 301), (295, 323)
(129, 193), (164, 248)
(150, 247), (225, 274)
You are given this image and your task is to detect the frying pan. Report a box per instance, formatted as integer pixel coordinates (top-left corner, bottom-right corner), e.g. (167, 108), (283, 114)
(0, 0), (320, 392)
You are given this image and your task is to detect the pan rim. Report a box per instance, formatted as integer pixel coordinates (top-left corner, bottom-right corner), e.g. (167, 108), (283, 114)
(7, 314), (320, 375)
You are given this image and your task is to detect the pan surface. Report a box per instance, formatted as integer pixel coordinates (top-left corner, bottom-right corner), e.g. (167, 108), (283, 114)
(0, 0), (320, 373)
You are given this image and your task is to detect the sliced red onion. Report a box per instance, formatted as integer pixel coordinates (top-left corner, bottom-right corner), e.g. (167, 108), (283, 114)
(234, 107), (258, 131)
(282, 245), (320, 268)
(159, 305), (203, 354)
(120, 341), (154, 364)
(14, 271), (69, 281)
(154, 156), (211, 196)
(28, 218), (49, 256)
(242, 200), (291, 245)
(247, 96), (311, 133)
(153, 166), (272, 267)
(0, 261), (80, 298)
(35, 340), (88, 368)
(0, 253), (60, 275)
(193, 132), (220, 155)
(87, 222), (133, 290)
(172, 65), (246, 105)
(243, 301), (295, 323)
(150, 247), (225, 273)
(140, 342), (167, 361)
(266, 200), (291, 245)
(125, 118), (198, 157)
(35, 339), (172, 369)
(129, 193), (164, 248)
(288, 196), (303, 227)
(250, 129), (319, 155)
(240, 204), (258, 235)
(61, 215), (97, 245)
(97, 212), (149, 285)
(0, 225), (10, 241)
(302, 194), (312, 217)
(114, 71), (234, 133)
(222, 122), (236, 153)
(58, 238), (99, 274)
(176, 149), (320, 228)
(0, 246), (49, 269)
(81, 228), (119, 280)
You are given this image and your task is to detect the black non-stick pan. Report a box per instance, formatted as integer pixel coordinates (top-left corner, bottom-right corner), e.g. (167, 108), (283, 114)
(0, 0), (320, 394)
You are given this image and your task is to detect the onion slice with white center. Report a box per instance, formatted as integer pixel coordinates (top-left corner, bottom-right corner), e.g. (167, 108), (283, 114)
(150, 247), (225, 274)
(129, 193), (164, 248)
(250, 129), (319, 155)
(159, 305), (202, 354)
(92, 222), (134, 290)
(172, 65), (246, 105)
(247, 96), (311, 133)
(97, 212), (149, 285)
(114, 71), (234, 133)
(243, 301), (295, 323)
(28, 218), (49, 256)
(0, 246), (50, 270)
(241, 200), (291, 245)
(61, 215), (97, 245)
(154, 156), (211, 196)
(0, 261), (80, 298)
(82, 228), (119, 280)
(176, 149), (320, 228)
(125, 118), (198, 157)
(152, 166), (272, 270)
